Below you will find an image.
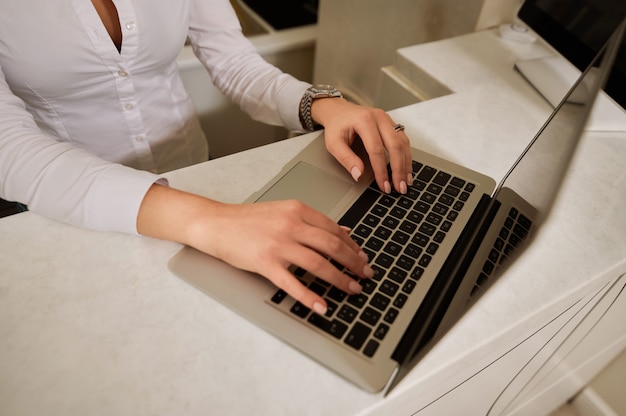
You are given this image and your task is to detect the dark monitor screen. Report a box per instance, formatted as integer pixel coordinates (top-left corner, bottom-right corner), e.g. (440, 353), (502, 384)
(518, 0), (626, 108)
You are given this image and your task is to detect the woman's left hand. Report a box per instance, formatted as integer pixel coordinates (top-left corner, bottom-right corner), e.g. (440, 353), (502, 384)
(311, 98), (413, 194)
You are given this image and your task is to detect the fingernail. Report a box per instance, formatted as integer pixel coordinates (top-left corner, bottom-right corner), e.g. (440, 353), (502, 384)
(313, 302), (328, 315)
(358, 250), (369, 262)
(363, 264), (375, 278)
(400, 181), (407, 194)
(348, 280), (362, 294)
(384, 181), (392, 194)
(340, 225), (352, 233)
(351, 166), (362, 182)
(407, 173), (414, 186)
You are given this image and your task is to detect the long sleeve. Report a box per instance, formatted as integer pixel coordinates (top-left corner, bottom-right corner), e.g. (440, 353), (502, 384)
(187, 0), (311, 131)
(0, 66), (163, 234)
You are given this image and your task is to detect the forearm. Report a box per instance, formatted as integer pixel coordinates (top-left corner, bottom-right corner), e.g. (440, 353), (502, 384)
(136, 183), (225, 252)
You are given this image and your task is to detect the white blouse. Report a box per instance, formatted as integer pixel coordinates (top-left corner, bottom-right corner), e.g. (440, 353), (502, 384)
(0, 0), (309, 233)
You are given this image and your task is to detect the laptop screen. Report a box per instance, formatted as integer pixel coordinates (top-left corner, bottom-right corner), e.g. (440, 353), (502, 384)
(496, 17), (625, 228)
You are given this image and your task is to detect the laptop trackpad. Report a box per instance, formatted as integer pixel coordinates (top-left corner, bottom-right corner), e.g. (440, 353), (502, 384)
(255, 162), (353, 215)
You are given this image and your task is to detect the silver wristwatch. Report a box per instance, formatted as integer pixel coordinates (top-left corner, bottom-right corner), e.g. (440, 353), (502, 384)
(299, 84), (343, 131)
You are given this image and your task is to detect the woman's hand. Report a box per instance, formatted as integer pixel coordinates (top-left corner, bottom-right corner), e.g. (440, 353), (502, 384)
(137, 184), (374, 315)
(311, 97), (413, 194)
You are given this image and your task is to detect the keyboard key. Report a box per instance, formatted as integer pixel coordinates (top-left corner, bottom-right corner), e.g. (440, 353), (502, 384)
(396, 255), (415, 271)
(271, 289), (287, 304)
(291, 302), (311, 318)
(308, 282), (327, 296)
(365, 236), (384, 251)
(374, 323), (390, 340)
(379, 280), (399, 297)
(391, 230), (410, 245)
(363, 339), (380, 357)
(382, 216), (400, 229)
(384, 308), (399, 324)
(375, 253), (394, 268)
(450, 177), (466, 188)
(412, 233), (429, 247)
(411, 266), (424, 280)
(379, 194), (395, 207)
(360, 306), (382, 326)
(433, 171), (451, 186)
(404, 243), (422, 259)
(416, 165), (436, 182)
(419, 254), (432, 267)
(337, 304), (358, 323)
(427, 183), (443, 195)
(399, 220), (417, 234)
(398, 197), (414, 210)
(383, 241), (402, 256)
(387, 267), (407, 284)
(308, 314), (348, 339)
(344, 322), (371, 350)
(328, 287), (348, 302)
(361, 279), (377, 294)
(444, 185), (460, 197)
(402, 280), (416, 294)
(354, 224), (373, 238)
(347, 293), (368, 309)
(393, 293), (408, 308)
(374, 226), (392, 240)
(390, 206), (407, 219)
(364, 214), (381, 227)
(371, 293), (391, 311)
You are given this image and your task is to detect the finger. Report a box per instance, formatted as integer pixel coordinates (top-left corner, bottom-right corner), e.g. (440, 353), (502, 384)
(298, 202), (364, 254)
(324, 134), (366, 183)
(293, 245), (366, 292)
(386, 126), (412, 194)
(270, 266), (330, 315)
(296, 222), (374, 281)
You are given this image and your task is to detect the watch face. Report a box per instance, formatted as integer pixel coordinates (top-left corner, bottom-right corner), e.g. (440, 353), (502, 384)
(313, 84), (335, 92)
(311, 84), (342, 98)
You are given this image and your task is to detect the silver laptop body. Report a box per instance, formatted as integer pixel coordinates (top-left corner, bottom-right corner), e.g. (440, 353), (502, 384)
(169, 19), (625, 394)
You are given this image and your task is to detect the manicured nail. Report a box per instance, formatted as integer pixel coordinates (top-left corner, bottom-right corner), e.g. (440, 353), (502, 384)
(340, 225), (352, 233)
(363, 264), (375, 278)
(400, 181), (407, 194)
(407, 173), (414, 186)
(384, 181), (392, 194)
(313, 302), (327, 315)
(351, 166), (362, 182)
(348, 280), (362, 294)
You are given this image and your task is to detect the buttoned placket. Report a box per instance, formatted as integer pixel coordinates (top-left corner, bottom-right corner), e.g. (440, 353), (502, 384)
(71, 0), (159, 173)
(113, 5), (158, 173)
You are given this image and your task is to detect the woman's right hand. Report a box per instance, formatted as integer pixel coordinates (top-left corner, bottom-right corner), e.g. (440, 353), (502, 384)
(137, 184), (374, 315)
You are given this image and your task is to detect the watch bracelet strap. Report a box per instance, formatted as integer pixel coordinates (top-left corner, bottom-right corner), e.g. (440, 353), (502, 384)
(299, 91), (319, 131)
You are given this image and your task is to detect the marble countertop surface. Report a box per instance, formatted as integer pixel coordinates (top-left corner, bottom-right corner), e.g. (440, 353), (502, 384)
(1, 29), (625, 415)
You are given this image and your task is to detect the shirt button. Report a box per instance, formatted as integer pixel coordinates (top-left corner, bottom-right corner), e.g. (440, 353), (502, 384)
(135, 136), (144, 142)
(118, 70), (128, 77)
(124, 103), (134, 110)
(126, 21), (136, 30)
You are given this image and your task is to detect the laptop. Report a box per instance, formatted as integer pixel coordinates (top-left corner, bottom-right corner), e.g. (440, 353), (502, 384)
(168, 19), (625, 394)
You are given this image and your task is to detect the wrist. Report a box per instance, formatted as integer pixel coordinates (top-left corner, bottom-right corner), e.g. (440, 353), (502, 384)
(299, 84), (343, 131)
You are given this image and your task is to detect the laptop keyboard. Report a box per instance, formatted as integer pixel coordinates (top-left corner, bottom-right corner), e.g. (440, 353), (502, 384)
(270, 160), (475, 358)
(470, 206), (532, 299)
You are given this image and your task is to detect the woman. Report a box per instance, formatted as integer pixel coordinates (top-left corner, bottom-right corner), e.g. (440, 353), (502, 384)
(0, 0), (412, 314)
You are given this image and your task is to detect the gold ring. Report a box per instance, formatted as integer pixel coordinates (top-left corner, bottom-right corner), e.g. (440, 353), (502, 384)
(393, 123), (405, 132)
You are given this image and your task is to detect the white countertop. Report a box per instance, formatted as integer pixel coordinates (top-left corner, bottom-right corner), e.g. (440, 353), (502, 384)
(1, 29), (625, 415)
